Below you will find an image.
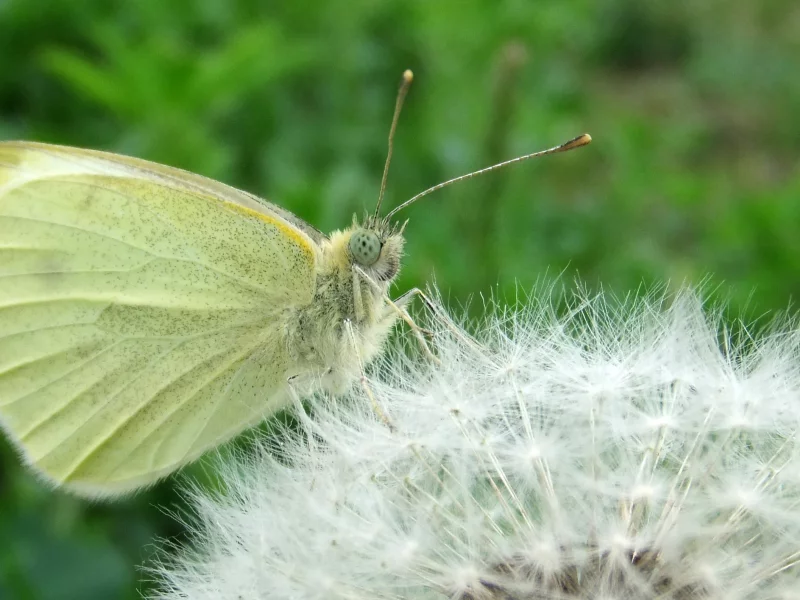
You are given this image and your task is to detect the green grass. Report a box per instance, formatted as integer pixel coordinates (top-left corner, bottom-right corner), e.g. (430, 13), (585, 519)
(1, 0), (799, 597)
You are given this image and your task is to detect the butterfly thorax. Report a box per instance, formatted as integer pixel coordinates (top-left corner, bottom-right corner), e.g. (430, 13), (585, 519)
(285, 223), (404, 394)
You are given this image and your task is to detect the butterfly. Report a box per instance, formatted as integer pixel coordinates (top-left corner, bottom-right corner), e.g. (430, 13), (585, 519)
(0, 70), (590, 497)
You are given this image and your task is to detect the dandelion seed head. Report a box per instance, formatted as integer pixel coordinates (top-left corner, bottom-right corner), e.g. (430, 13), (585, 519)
(153, 287), (800, 600)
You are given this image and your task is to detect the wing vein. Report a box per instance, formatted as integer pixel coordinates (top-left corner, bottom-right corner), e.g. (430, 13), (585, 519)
(182, 349), (267, 459)
(11, 339), (126, 432)
(64, 334), (264, 480)
(0, 213), (156, 254)
(0, 215), (274, 294)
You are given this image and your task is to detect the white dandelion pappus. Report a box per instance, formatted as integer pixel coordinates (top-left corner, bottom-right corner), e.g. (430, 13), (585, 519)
(152, 286), (800, 600)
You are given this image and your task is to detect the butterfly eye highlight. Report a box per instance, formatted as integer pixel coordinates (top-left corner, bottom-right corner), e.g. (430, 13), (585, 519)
(349, 230), (382, 266)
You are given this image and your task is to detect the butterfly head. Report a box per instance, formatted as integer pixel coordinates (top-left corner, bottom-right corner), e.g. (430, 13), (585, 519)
(338, 70), (590, 293)
(345, 215), (404, 284)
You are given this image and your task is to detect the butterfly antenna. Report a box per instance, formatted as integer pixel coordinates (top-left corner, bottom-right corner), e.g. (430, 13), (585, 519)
(384, 132), (592, 221)
(374, 69), (414, 222)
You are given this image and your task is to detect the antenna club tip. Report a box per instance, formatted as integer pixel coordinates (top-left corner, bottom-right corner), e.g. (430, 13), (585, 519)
(561, 133), (592, 152)
(402, 69), (414, 82)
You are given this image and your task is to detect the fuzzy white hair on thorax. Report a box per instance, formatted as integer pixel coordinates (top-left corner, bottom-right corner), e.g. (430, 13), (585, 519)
(151, 286), (800, 600)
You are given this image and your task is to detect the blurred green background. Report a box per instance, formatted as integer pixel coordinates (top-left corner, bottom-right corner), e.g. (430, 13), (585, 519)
(1, 0), (798, 598)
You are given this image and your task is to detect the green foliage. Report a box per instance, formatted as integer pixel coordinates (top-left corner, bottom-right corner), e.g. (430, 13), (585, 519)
(1, 0), (798, 597)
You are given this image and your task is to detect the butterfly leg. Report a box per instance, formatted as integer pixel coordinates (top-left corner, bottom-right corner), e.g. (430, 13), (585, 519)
(354, 266), (439, 363)
(378, 293), (440, 364)
(395, 287), (488, 357)
(342, 319), (395, 430)
(392, 289), (435, 338)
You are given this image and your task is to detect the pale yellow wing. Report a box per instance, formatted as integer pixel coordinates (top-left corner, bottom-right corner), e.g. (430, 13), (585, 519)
(0, 142), (318, 497)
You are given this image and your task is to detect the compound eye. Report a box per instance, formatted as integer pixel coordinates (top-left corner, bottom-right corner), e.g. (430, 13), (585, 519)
(349, 230), (382, 266)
